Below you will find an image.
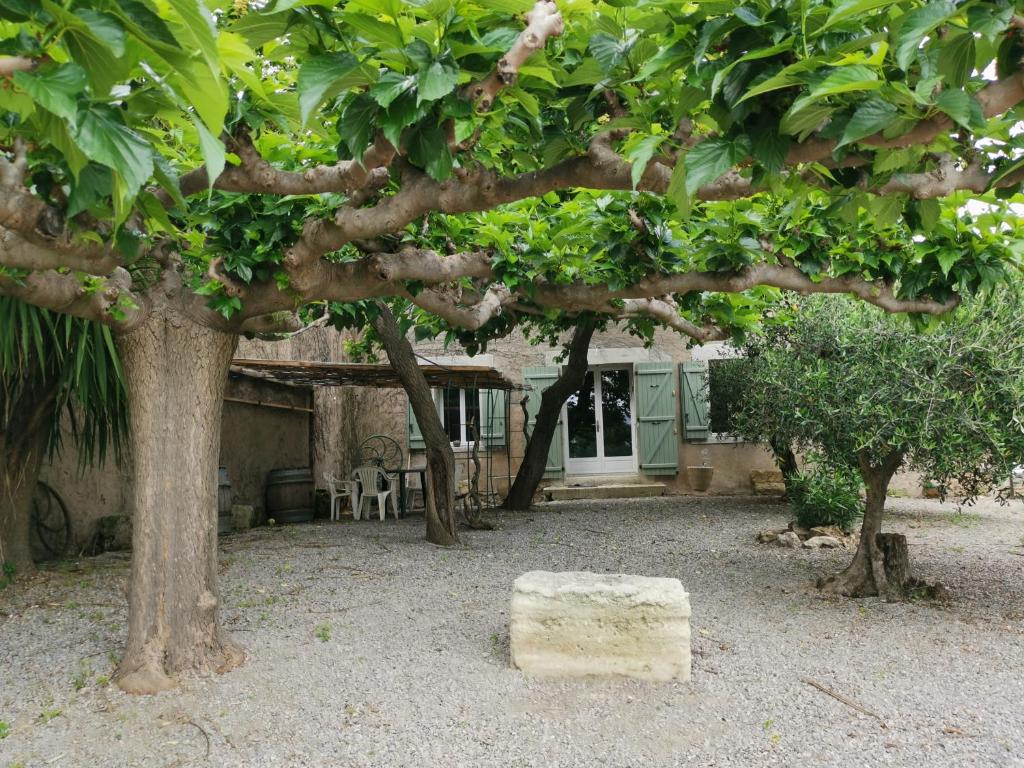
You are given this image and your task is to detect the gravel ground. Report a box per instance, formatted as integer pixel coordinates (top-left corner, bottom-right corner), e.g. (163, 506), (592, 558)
(1, 495), (1023, 768)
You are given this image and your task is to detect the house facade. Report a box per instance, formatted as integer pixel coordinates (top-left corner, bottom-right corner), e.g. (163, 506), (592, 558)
(400, 325), (780, 496)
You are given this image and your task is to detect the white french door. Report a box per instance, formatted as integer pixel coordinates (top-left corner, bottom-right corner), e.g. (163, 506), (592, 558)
(562, 366), (637, 475)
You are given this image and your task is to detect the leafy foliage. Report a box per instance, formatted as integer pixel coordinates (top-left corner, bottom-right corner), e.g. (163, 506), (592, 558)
(788, 459), (863, 532)
(0, 297), (128, 466)
(729, 289), (1024, 500)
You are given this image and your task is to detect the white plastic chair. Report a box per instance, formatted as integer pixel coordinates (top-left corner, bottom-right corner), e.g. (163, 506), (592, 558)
(352, 465), (398, 521)
(323, 472), (357, 521)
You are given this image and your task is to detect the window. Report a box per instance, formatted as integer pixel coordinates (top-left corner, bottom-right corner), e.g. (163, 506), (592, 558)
(438, 387), (481, 447)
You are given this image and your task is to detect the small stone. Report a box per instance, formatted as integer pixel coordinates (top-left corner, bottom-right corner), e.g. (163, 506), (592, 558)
(756, 530), (780, 544)
(777, 531), (802, 549)
(231, 504), (255, 531)
(803, 535), (844, 549)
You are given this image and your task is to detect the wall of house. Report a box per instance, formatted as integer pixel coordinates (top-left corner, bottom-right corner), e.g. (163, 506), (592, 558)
(40, 375), (312, 553)
(394, 326), (783, 496)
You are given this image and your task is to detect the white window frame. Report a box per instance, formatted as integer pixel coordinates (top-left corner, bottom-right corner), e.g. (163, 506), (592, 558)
(434, 386), (484, 450)
(689, 342), (746, 444)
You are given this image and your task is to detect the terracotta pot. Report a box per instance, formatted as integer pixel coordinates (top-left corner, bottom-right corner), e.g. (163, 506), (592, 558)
(687, 466), (714, 492)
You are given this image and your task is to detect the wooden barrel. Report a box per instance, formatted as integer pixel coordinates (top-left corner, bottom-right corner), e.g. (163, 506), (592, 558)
(265, 467), (314, 523)
(217, 467), (232, 535)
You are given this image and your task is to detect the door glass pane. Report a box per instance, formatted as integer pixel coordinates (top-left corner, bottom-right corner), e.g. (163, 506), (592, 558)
(442, 387), (461, 444)
(601, 368), (633, 457)
(566, 371), (597, 458)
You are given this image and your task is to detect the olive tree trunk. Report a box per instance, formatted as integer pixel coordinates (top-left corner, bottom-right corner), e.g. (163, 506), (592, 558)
(769, 436), (799, 494)
(504, 319), (595, 511)
(819, 450), (906, 599)
(0, 387), (57, 577)
(371, 304), (459, 546)
(113, 310), (243, 694)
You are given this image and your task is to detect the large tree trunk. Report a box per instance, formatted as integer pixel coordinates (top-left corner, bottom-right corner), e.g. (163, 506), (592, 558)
(0, 387), (57, 577)
(113, 310), (243, 694)
(818, 450), (906, 599)
(371, 304), (459, 546)
(504, 319), (595, 511)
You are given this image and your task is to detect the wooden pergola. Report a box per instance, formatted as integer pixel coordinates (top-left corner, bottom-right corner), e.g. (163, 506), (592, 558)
(230, 358), (519, 390)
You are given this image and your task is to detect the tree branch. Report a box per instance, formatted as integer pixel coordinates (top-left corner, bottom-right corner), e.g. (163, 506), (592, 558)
(618, 297), (729, 342)
(0, 56), (37, 77)
(0, 267), (144, 327)
(462, 0), (564, 112)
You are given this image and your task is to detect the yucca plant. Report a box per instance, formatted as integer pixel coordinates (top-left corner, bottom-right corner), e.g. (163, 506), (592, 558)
(0, 297), (128, 577)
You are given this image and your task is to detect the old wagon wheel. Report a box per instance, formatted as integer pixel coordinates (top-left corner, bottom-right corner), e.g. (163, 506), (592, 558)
(30, 482), (71, 561)
(359, 434), (404, 473)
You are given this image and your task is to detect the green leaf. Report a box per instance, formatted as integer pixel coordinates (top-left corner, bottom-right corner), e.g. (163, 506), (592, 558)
(684, 137), (749, 196)
(67, 163), (112, 217)
(807, 65), (881, 100)
(339, 93), (378, 162)
(936, 248), (959, 276)
(74, 9), (126, 57)
(63, 27), (122, 95)
(733, 6), (765, 26)
(416, 58), (458, 103)
(666, 159), (690, 218)
(937, 32), (976, 89)
(916, 198), (940, 231)
(13, 63), (87, 124)
(779, 102), (833, 138)
(935, 89), (985, 130)
(893, 2), (956, 71)
(342, 11), (405, 49)
(297, 53), (363, 126)
(73, 108), (154, 209)
(193, 117), (224, 193)
(406, 123), (453, 181)
(750, 128), (790, 174)
(837, 97), (898, 148)
(626, 134), (664, 189)
(370, 70), (416, 108)
(822, 0), (901, 31)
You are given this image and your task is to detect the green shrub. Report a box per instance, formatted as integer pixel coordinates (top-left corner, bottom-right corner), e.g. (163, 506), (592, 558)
(788, 463), (863, 532)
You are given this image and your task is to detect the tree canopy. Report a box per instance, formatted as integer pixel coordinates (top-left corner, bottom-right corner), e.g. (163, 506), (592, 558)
(728, 290), (1024, 596)
(2, 0), (1024, 336)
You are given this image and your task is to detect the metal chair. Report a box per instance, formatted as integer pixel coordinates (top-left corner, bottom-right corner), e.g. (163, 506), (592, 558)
(323, 472), (357, 521)
(352, 465), (398, 521)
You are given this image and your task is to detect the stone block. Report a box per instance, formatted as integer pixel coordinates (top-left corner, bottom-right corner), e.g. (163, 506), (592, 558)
(231, 504), (255, 531)
(510, 570), (691, 682)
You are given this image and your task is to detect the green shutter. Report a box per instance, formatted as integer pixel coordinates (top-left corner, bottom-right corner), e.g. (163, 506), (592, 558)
(680, 361), (710, 441)
(635, 362), (679, 475)
(481, 389), (507, 447)
(407, 396), (425, 451)
(523, 366), (564, 479)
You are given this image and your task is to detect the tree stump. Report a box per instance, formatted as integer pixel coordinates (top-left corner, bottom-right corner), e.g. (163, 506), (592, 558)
(876, 532), (910, 594)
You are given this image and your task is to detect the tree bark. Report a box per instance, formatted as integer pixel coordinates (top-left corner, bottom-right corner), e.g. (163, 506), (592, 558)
(768, 437), (799, 496)
(504, 318), (595, 511)
(818, 450), (905, 599)
(371, 304), (460, 546)
(113, 309), (243, 694)
(0, 385), (57, 577)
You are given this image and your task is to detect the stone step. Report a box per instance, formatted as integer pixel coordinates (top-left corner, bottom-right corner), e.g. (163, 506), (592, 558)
(543, 483), (667, 501)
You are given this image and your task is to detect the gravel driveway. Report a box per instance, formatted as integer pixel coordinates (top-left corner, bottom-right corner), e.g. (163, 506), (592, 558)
(1, 496), (1023, 768)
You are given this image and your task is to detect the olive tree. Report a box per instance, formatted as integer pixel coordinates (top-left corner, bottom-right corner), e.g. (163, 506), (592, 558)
(731, 288), (1024, 599)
